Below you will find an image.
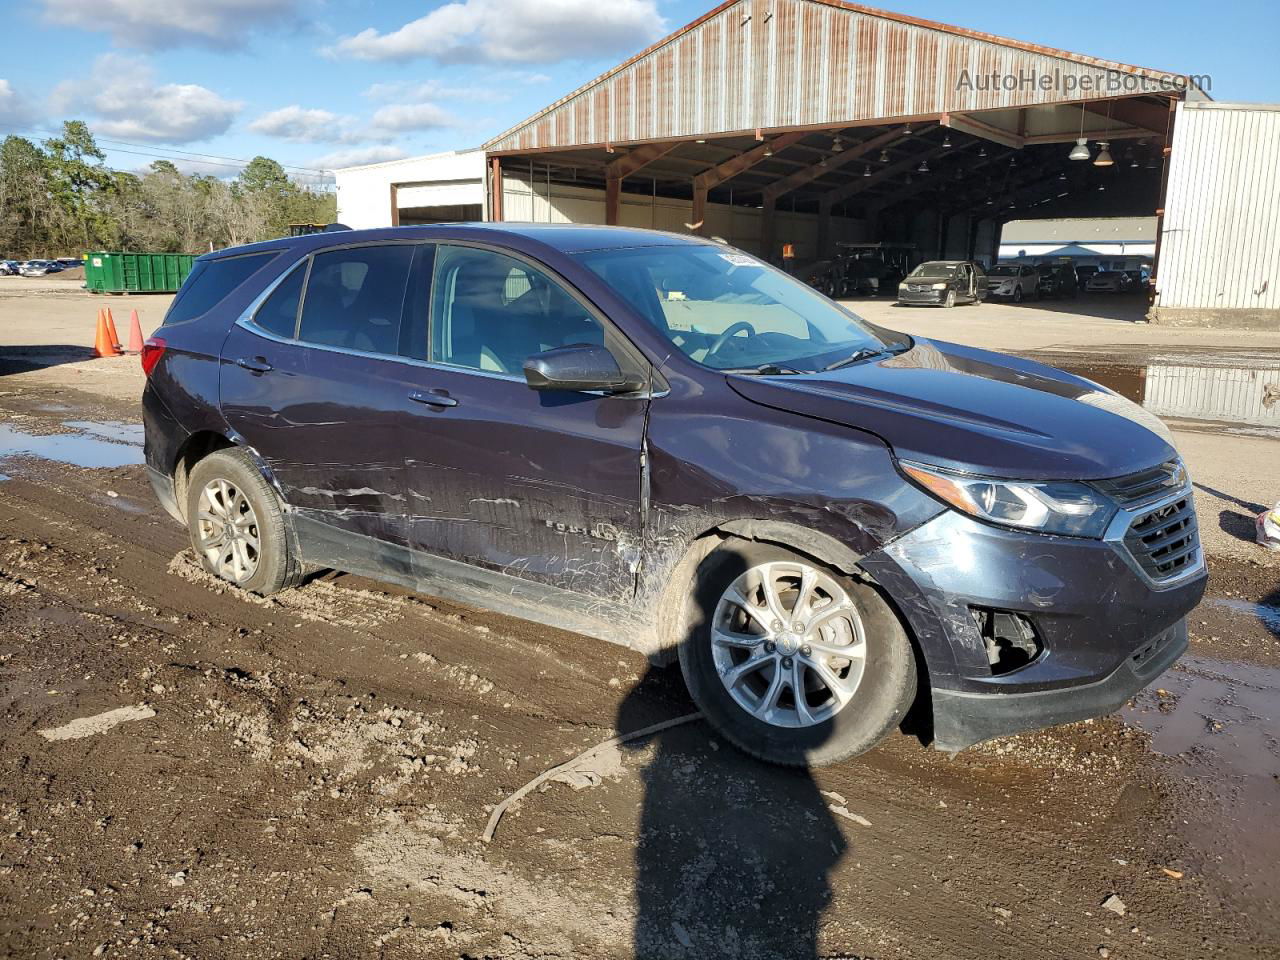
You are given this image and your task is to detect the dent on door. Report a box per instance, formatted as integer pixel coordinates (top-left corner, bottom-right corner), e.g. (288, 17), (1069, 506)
(403, 374), (648, 604)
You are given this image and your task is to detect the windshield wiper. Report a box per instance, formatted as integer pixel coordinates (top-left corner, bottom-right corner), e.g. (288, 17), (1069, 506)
(722, 362), (809, 376)
(821, 340), (911, 372)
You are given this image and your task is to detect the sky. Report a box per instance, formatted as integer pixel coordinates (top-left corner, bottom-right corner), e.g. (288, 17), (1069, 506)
(0, 0), (1275, 188)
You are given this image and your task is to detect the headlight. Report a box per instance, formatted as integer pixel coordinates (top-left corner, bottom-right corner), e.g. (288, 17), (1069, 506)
(901, 462), (1118, 538)
(931, 282), (948, 290)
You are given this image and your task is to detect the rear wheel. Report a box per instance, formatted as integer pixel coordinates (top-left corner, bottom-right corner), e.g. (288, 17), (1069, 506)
(185, 448), (302, 595)
(677, 542), (917, 767)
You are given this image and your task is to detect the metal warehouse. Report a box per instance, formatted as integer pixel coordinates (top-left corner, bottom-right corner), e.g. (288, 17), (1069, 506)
(335, 0), (1279, 329)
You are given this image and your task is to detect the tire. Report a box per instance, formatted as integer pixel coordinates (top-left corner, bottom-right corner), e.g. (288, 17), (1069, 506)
(943, 289), (956, 308)
(185, 447), (303, 595)
(677, 541), (917, 767)
(1012, 285), (1024, 303)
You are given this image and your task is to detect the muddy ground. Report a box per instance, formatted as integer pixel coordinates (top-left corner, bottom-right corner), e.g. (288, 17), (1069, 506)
(1, 281), (1278, 959)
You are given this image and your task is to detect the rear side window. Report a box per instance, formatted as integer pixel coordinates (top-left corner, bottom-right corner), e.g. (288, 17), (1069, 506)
(297, 245), (414, 355)
(253, 263), (306, 339)
(163, 252), (277, 326)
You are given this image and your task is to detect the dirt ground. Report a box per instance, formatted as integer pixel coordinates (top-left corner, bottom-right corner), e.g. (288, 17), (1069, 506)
(1, 275), (1279, 960)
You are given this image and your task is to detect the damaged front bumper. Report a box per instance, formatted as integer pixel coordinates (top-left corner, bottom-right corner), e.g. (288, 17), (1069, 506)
(858, 510), (1207, 753)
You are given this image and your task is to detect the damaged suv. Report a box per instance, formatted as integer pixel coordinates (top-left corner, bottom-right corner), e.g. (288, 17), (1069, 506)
(142, 225), (1205, 766)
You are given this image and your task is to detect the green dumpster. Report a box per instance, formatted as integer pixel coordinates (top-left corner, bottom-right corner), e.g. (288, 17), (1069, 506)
(85, 252), (195, 294)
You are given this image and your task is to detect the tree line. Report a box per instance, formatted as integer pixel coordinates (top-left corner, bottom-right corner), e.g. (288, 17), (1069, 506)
(0, 121), (336, 259)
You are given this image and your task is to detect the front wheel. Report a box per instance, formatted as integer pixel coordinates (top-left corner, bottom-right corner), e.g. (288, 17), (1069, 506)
(677, 542), (917, 767)
(1012, 285), (1024, 303)
(185, 447), (303, 595)
(943, 289), (956, 308)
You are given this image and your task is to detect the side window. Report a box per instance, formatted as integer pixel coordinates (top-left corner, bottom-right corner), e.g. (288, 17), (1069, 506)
(297, 245), (414, 355)
(252, 262), (306, 339)
(163, 252), (277, 326)
(430, 245), (606, 375)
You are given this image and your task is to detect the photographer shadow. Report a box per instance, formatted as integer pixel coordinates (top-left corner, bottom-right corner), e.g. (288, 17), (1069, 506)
(618, 542), (847, 959)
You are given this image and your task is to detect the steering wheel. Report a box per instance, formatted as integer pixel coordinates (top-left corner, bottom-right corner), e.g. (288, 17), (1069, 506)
(707, 321), (757, 356)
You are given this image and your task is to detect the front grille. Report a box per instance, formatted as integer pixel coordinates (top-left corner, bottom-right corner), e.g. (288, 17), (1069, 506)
(1095, 460), (1186, 509)
(1124, 495), (1199, 581)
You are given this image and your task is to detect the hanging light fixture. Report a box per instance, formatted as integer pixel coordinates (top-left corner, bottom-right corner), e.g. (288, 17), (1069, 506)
(905, 173), (913, 185)
(985, 196), (994, 205)
(862, 164), (872, 177)
(942, 134), (953, 149)
(1093, 141), (1114, 167)
(1058, 171), (1067, 181)
(978, 145), (988, 158)
(1069, 103), (1091, 160)
(1098, 183), (1106, 192)
(763, 141), (774, 157)
(831, 136), (845, 153)
(917, 159), (930, 173)
(954, 167), (964, 181)
(878, 149), (890, 163)
(1009, 155), (1018, 168)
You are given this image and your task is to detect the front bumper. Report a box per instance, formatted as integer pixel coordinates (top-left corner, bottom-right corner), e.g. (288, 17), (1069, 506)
(898, 289), (945, 305)
(859, 509), (1206, 751)
(930, 618), (1187, 752)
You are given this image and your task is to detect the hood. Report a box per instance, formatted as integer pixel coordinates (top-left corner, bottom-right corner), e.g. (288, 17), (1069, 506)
(726, 338), (1175, 481)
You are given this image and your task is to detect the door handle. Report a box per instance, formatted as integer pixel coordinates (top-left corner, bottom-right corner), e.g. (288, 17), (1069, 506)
(409, 389), (458, 408)
(235, 356), (273, 373)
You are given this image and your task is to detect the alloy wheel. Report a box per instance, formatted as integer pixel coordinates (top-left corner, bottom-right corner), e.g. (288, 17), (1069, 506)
(196, 478), (261, 583)
(710, 560), (867, 728)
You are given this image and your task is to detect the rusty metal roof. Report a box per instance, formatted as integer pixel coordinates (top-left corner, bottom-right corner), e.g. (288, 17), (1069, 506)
(485, 0), (1191, 154)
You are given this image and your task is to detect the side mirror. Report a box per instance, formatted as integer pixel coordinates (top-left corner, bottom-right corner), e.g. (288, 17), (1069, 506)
(523, 344), (644, 394)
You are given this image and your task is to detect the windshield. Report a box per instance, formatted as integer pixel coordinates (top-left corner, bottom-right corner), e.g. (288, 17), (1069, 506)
(575, 244), (902, 373)
(988, 265), (1019, 276)
(908, 262), (957, 279)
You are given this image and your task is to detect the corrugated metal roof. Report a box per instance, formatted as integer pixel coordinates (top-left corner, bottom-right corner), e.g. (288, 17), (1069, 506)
(1001, 217), (1157, 243)
(485, 0), (1191, 154)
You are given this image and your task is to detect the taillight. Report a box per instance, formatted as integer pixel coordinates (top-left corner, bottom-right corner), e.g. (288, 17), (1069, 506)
(141, 337), (167, 377)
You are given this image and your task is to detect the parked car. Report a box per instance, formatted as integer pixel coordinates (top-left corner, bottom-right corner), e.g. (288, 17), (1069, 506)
(1124, 269), (1150, 292)
(1037, 264), (1079, 299)
(985, 263), (1038, 302)
(0, 260), (22, 276)
(19, 259), (63, 277)
(1086, 271), (1135, 294)
(142, 224), (1204, 767)
(1075, 265), (1099, 286)
(897, 260), (987, 307)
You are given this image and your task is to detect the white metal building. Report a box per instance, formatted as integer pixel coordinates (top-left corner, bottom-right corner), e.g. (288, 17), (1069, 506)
(335, 150), (486, 229)
(999, 217), (1155, 270)
(1152, 101), (1280, 328)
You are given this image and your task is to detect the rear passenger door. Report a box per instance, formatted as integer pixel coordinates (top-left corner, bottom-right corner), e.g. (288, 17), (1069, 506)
(399, 242), (649, 604)
(219, 242), (432, 550)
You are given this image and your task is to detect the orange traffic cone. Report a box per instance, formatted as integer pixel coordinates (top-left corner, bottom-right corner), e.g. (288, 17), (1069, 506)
(103, 307), (122, 352)
(93, 309), (122, 358)
(127, 309), (144, 355)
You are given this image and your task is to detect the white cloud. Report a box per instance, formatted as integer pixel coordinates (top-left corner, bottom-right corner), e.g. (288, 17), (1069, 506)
(248, 105), (351, 143)
(0, 79), (35, 128)
(311, 145), (409, 170)
(247, 99), (456, 149)
(362, 80), (511, 105)
(40, 0), (297, 49)
(56, 55), (240, 143)
(368, 103), (455, 134)
(331, 0), (666, 64)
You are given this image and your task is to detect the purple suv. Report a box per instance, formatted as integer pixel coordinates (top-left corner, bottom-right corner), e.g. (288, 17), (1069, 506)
(142, 224), (1205, 766)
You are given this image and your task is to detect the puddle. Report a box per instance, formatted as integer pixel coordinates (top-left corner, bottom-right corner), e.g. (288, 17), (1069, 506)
(1056, 361), (1280, 429)
(1210, 597), (1280, 635)
(1124, 655), (1280, 923)
(62, 421), (145, 445)
(0, 423), (144, 469)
